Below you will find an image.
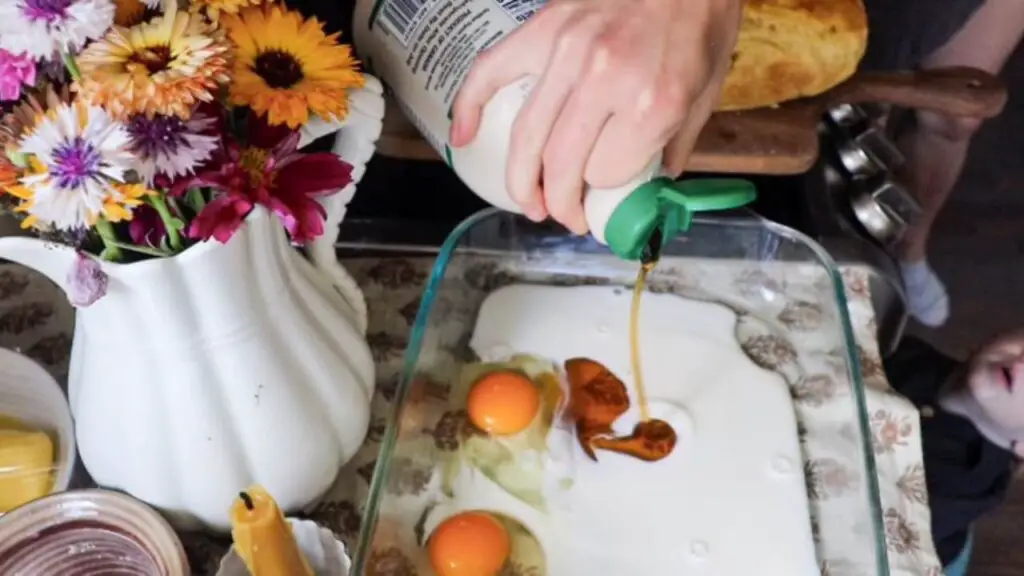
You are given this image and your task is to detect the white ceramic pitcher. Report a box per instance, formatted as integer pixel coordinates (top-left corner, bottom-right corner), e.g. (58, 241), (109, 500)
(0, 77), (386, 532)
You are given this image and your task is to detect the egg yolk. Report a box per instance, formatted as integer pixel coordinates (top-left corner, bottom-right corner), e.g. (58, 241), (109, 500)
(428, 511), (510, 576)
(467, 371), (541, 436)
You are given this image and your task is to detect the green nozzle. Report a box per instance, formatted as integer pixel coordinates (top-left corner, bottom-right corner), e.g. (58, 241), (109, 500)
(603, 178), (757, 261)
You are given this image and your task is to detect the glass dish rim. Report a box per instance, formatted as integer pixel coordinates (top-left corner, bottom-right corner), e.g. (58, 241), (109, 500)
(350, 207), (890, 575)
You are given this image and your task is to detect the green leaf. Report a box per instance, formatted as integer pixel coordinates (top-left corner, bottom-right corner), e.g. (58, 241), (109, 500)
(186, 188), (207, 211)
(7, 151), (28, 169)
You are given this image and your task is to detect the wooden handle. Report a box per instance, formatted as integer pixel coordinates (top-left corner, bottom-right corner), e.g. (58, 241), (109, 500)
(824, 66), (1007, 118)
(687, 66), (1007, 174)
(688, 108), (819, 175)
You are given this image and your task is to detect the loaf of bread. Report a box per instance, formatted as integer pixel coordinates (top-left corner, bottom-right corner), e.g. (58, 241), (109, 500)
(717, 0), (868, 111)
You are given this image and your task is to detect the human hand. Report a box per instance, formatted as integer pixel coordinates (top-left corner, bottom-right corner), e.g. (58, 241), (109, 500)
(449, 0), (742, 234)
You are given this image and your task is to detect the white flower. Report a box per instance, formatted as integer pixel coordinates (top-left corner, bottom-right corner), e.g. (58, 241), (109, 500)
(127, 114), (219, 185)
(17, 102), (135, 230)
(0, 0), (115, 61)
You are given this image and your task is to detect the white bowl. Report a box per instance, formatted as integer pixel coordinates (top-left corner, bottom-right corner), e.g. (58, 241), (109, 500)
(217, 518), (352, 576)
(0, 347), (75, 495)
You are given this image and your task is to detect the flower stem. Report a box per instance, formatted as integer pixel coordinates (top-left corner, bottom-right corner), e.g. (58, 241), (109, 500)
(167, 195), (184, 218)
(61, 51), (82, 82)
(104, 239), (173, 258)
(187, 188), (206, 212)
(95, 218), (123, 262)
(148, 194), (183, 251)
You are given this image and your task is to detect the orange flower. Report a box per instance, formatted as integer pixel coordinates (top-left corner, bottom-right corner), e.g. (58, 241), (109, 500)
(223, 5), (364, 128)
(189, 0), (264, 22)
(0, 158), (17, 192)
(76, 4), (231, 119)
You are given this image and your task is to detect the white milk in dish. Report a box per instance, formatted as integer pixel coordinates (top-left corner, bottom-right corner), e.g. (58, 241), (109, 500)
(426, 283), (818, 575)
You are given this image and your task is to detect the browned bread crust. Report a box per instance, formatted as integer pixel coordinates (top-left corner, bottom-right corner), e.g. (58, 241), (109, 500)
(717, 0), (868, 111)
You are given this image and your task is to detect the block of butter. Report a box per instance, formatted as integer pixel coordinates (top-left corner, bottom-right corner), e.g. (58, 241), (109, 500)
(0, 429), (55, 513)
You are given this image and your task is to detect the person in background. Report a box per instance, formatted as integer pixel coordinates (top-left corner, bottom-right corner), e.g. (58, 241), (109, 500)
(449, 0), (743, 235)
(884, 330), (1024, 575)
(859, 0), (1024, 328)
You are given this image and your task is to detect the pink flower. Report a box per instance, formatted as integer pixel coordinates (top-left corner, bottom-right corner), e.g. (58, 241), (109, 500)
(127, 204), (167, 246)
(188, 193), (253, 244)
(0, 49), (36, 102)
(66, 252), (107, 307)
(181, 114), (352, 244)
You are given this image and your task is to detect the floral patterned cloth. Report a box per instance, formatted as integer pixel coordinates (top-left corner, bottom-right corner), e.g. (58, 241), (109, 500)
(1, 257), (942, 575)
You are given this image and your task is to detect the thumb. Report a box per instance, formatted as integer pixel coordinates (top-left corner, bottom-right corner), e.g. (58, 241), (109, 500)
(662, 83), (723, 177)
(449, 6), (568, 147)
(450, 47), (535, 147)
(662, 120), (703, 178)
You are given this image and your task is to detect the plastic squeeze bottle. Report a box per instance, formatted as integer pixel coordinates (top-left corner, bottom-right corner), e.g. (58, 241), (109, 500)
(353, 0), (756, 259)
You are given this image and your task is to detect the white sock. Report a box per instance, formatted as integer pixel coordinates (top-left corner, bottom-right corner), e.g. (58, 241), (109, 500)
(900, 260), (950, 327)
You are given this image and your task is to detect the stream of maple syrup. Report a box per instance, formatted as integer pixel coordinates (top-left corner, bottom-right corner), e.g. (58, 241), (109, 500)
(629, 261), (655, 423)
(564, 237), (677, 462)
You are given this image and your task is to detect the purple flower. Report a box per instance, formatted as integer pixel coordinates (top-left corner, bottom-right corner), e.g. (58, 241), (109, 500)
(126, 113), (218, 186)
(66, 251), (107, 307)
(0, 49), (36, 101)
(22, 0), (73, 22)
(0, 0), (115, 62)
(51, 136), (102, 189)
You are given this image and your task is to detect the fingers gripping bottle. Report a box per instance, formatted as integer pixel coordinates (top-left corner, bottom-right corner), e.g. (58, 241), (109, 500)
(353, 0), (755, 258)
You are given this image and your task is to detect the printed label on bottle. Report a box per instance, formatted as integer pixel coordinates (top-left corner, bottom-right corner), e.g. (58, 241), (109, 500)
(364, 0), (548, 155)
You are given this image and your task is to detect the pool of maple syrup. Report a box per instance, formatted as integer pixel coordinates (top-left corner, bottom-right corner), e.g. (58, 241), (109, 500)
(564, 240), (678, 463)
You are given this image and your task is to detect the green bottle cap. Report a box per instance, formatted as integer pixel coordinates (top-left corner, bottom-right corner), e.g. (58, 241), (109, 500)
(603, 178), (757, 261)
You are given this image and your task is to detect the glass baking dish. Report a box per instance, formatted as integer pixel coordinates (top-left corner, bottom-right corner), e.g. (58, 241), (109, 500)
(352, 207), (889, 575)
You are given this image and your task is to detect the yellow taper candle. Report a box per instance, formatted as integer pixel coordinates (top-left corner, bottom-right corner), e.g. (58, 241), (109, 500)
(229, 485), (314, 576)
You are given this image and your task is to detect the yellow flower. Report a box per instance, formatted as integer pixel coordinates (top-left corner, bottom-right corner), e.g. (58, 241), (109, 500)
(104, 183), (155, 222)
(5, 174), (153, 229)
(223, 5), (365, 128)
(76, 4), (231, 119)
(5, 157), (48, 230)
(190, 0), (264, 22)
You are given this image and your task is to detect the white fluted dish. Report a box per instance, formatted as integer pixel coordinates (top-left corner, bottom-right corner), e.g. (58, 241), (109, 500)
(0, 347), (75, 495)
(217, 518), (351, 576)
(0, 489), (189, 575)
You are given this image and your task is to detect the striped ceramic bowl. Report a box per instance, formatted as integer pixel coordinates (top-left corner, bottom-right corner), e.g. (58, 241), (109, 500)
(0, 489), (189, 575)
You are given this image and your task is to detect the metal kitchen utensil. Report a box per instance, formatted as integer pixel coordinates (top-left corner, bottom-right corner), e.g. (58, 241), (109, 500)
(849, 174), (921, 245)
(835, 134), (883, 179)
(809, 152), (909, 356)
(827, 104), (906, 178)
(828, 104), (871, 130)
(854, 126), (905, 172)
(833, 126), (906, 178)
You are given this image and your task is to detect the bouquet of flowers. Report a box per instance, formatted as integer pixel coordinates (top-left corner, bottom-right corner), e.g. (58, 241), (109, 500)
(0, 0), (364, 270)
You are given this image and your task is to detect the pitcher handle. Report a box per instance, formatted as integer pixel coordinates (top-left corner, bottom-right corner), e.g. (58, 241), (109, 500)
(299, 75), (385, 335)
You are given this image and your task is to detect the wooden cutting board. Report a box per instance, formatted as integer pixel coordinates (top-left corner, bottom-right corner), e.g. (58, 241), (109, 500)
(691, 66), (1007, 174)
(376, 66), (1007, 175)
